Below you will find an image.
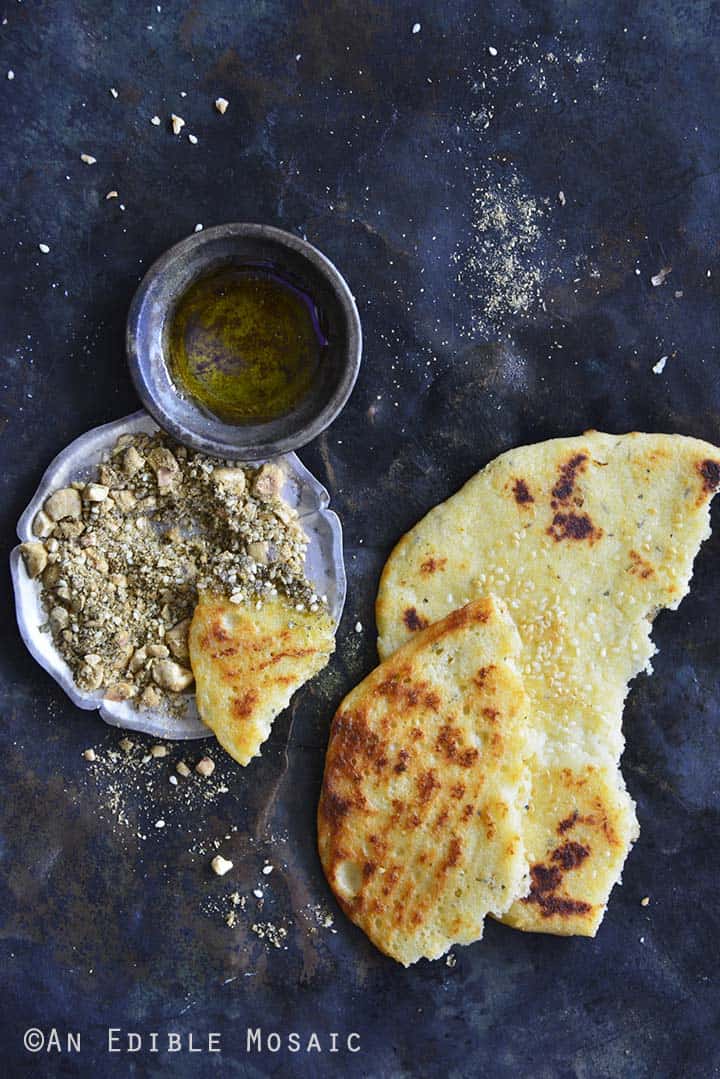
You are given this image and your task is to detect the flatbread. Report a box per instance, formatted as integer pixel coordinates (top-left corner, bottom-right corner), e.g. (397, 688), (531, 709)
(376, 431), (720, 934)
(318, 596), (532, 966)
(189, 592), (334, 766)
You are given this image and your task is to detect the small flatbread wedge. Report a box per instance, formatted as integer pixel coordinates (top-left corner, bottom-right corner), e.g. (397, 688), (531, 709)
(377, 431), (720, 935)
(318, 596), (532, 966)
(189, 592), (335, 766)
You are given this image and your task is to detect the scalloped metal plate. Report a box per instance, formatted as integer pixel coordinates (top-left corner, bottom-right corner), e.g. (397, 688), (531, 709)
(10, 411), (346, 740)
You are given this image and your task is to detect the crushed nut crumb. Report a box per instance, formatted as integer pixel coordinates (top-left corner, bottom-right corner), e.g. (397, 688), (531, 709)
(211, 855), (233, 876)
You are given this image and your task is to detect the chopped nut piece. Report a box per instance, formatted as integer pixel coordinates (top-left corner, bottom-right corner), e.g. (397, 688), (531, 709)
(82, 748), (96, 761)
(165, 618), (191, 661)
(151, 658), (194, 692)
(195, 756), (215, 777)
(32, 510), (55, 538)
(176, 760), (191, 777)
(139, 685), (162, 709)
(84, 483), (109, 502)
(105, 682), (136, 702)
(80, 153), (97, 165)
(150, 115), (161, 126)
(77, 662), (104, 690)
(150, 744), (168, 758)
(123, 445), (144, 477)
(212, 467), (246, 493)
(105, 190), (119, 200)
(147, 643), (169, 659)
(247, 540), (270, 564)
(211, 854), (233, 876)
(38, 243), (50, 254)
(148, 447), (179, 475)
(113, 489), (137, 513)
(252, 462), (284, 500)
(50, 606), (69, 630)
(215, 97), (229, 114)
(20, 541), (48, 578)
(170, 113), (185, 134)
(640, 896), (650, 906)
(45, 487), (82, 522)
(119, 737), (134, 752)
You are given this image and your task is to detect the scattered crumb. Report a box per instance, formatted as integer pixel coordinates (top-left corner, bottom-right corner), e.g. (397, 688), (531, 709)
(150, 744), (168, 758)
(169, 774), (178, 786)
(558, 190), (566, 206)
(109, 87), (118, 98)
(82, 748), (96, 762)
(651, 266), (671, 287)
(262, 864), (274, 876)
(355, 621), (363, 633)
(176, 761), (191, 777)
(194, 223), (203, 232)
(253, 888), (263, 899)
(188, 133), (198, 145)
(640, 896), (650, 907)
(119, 737), (134, 753)
(8, 69), (15, 80)
(211, 854), (233, 876)
(446, 952), (457, 968)
(674, 290), (683, 298)
(80, 153), (97, 165)
(105, 190), (118, 200)
(412, 22), (421, 34)
(251, 921), (289, 949)
(652, 355), (668, 375)
(150, 115), (161, 126)
(195, 757), (215, 777)
(38, 243), (50, 254)
(488, 45), (498, 56)
(171, 114), (185, 135)
(214, 97), (229, 115)
(225, 910), (237, 928)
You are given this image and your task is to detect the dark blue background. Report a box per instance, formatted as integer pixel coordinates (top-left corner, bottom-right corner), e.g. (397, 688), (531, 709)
(1, 1), (719, 1076)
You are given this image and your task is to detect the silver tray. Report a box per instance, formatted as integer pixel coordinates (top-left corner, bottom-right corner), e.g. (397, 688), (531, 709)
(10, 411), (346, 740)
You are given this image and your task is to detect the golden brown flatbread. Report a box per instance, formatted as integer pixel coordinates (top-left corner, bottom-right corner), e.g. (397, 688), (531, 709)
(318, 596), (532, 965)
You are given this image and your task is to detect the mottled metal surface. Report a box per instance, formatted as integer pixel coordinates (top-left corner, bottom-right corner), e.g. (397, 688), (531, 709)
(1, 1), (719, 1076)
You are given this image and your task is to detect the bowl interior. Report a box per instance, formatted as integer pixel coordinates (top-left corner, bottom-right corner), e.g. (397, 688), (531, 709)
(128, 225), (360, 460)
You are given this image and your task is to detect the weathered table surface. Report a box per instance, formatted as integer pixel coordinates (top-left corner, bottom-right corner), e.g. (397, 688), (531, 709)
(1, 1), (718, 1076)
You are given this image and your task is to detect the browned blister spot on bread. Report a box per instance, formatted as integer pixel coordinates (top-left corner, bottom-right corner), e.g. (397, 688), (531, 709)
(421, 556), (448, 574)
(547, 511), (602, 543)
(698, 458), (720, 494)
(512, 478), (534, 504)
(552, 453), (589, 503)
(403, 606), (429, 632)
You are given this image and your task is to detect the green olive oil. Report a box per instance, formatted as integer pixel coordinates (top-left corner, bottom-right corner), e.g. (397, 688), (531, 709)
(167, 266), (325, 424)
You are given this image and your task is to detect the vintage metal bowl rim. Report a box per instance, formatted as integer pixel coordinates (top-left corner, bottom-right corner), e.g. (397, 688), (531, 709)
(126, 223), (362, 460)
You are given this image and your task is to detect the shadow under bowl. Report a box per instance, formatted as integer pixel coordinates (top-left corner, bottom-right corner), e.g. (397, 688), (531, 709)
(126, 223), (362, 461)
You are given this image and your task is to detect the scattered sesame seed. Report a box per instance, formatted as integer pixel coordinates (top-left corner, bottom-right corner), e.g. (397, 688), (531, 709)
(109, 87), (118, 98)
(105, 190), (118, 199)
(7, 69), (15, 80)
(355, 621), (363, 632)
(412, 22), (421, 34)
(194, 223), (203, 232)
(154, 819), (165, 829)
(82, 748), (96, 762)
(169, 774), (178, 786)
(187, 133), (198, 144)
(253, 888), (263, 898)
(38, 243), (50, 254)
(262, 864), (274, 875)
(150, 115), (161, 126)
(640, 896), (650, 906)
(488, 45), (498, 56)
(80, 153), (97, 165)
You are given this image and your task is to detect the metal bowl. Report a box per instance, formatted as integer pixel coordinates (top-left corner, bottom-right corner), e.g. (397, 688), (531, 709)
(126, 224), (362, 461)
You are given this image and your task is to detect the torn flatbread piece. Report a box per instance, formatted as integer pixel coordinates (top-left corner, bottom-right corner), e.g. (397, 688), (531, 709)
(189, 592), (334, 765)
(376, 431), (720, 934)
(318, 596), (531, 966)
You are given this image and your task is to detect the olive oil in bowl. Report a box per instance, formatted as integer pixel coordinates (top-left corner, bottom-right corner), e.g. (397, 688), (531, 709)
(167, 265), (326, 425)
